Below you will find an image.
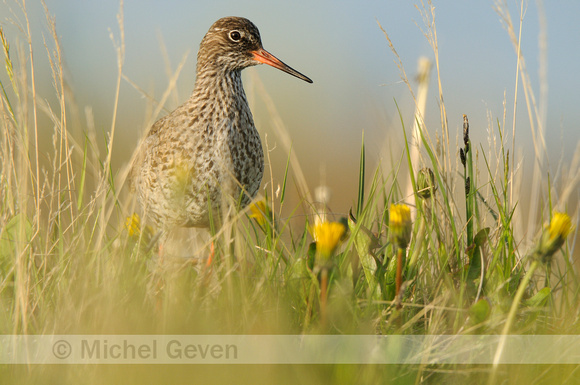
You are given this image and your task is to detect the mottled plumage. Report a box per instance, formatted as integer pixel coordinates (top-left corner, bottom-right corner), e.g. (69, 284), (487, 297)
(131, 17), (312, 233)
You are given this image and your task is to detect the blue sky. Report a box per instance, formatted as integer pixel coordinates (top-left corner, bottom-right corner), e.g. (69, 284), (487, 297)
(2, 0), (579, 213)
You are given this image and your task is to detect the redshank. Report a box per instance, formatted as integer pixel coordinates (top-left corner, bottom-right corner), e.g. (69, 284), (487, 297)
(131, 17), (312, 244)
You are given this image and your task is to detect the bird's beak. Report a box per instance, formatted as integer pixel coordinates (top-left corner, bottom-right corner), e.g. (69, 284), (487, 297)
(251, 48), (313, 83)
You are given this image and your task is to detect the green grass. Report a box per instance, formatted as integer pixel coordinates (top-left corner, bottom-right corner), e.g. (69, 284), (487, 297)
(1, 0), (579, 384)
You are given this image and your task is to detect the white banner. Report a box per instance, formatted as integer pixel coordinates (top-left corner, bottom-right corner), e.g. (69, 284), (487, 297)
(1, 335), (579, 364)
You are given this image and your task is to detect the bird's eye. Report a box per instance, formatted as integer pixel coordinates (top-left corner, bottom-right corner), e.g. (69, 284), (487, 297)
(229, 30), (242, 42)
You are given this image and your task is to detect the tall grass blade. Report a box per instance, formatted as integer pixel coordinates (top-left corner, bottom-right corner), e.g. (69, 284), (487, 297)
(356, 132), (365, 217)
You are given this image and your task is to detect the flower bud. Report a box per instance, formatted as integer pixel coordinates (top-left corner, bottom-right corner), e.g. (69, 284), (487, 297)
(416, 168), (436, 200)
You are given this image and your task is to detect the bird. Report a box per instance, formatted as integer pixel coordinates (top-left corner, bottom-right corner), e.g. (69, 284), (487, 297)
(131, 16), (312, 251)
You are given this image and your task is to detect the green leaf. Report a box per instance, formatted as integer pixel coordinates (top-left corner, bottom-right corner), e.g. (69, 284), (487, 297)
(348, 210), (381, 298)
(467, 228), (490, 280)
(307, 242), (316, 270)
(469, 298), (491, 325)
(280, 146), (291, 205)
(474, 228), (490, 246)
(383, 250), (398, 301)
(356, 132), (365, 217)
(524, 287), (551, 308)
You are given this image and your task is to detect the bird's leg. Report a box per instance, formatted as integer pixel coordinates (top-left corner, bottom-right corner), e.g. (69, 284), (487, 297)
(206, 241), (215, 267)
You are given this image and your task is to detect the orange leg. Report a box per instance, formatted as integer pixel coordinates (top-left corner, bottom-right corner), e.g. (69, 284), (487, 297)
(206, 241), (215, 267)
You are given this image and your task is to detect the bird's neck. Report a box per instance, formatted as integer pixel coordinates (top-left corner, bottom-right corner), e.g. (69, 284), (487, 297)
(192, 67), (248, 112)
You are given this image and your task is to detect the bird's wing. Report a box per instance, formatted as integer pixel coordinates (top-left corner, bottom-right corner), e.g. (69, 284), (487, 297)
(128, 116), (168, 192)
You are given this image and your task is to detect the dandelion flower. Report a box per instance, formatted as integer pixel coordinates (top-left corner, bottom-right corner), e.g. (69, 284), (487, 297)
(549, 212), (573, 241)
(249, 200), (269, 228)
(389, 204), (412, 249)
(125, 213), (142, 237)
(311, 221), (346, 259)
(538, 212), (573, 262)
(125, 213), (154, 243)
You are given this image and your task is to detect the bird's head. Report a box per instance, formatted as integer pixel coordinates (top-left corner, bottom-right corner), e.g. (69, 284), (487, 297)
(197, 17), (312, 83)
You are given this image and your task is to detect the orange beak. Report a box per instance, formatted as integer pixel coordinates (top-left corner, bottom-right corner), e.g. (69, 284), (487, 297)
(251, 48), (313, 83)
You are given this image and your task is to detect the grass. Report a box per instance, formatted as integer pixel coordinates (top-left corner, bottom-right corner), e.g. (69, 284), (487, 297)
(1, 0), (579, 384)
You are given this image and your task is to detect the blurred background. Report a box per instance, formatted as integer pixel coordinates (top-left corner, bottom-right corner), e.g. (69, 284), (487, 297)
(1, 0), (579, 227)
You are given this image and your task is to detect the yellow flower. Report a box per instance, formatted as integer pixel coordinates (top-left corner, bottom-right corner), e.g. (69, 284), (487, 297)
(389, 204), (412, 249)
(125, 213), (142, 237)
(311, 221), (346, 259)
(549, 212), (573, 241)
(538, 212), (573, 262)
(249, 200), (269, 228)
(125, 213), (154, 242)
